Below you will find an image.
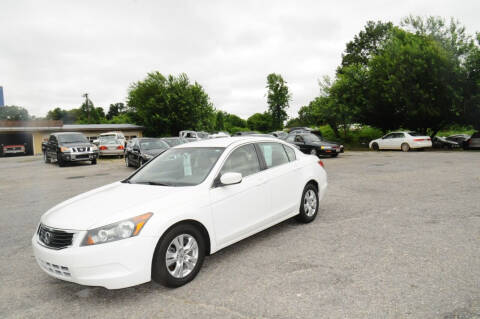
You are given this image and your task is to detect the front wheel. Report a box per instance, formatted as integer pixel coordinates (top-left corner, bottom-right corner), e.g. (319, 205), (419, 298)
(152, 224), (206, 288)
(44, 152), (50, 163)
(91, 158), (97, 165)
(125, 155), (131, 167)
(296, 183), (319, 223)
(57, 153), (65, 167)
(310, 148), (317, 156)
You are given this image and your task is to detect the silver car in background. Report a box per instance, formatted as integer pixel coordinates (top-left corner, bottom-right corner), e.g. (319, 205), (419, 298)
(98, 135), (125, 157)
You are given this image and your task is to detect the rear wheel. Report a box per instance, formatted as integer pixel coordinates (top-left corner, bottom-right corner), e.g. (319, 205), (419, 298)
(372, 143), (379, 151)
(401, 143), (410, 152)
(296, 183), (319, 223)
(152, 224), (206, 287)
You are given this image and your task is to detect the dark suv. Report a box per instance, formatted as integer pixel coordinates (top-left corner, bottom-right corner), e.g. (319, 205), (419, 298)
(43, 132), (99, 166)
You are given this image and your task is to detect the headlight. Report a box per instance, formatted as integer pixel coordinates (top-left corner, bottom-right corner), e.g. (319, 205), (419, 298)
(90, 145), (98, 151)
(60, 147), (72, 153)
(81, 213), (153, 246)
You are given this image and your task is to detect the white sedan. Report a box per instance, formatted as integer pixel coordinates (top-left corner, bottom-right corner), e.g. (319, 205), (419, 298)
(369, 131), (432, 152)
(32, 137), (327, 289)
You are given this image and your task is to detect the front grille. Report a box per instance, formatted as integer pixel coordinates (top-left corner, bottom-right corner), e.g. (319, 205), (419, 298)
(37, 224), (74, 249)
(37, 258), (71, 277)
(72, 147), (90, 152)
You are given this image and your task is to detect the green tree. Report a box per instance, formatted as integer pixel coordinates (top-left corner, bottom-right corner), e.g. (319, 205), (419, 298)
(224, 113), (247, 131)
(215, 111), (226, 131)
(247, 112), (272, 132)
(340, 20), (394, 70)
(365, 28), (461, 135)
(462, 34), (480, 129)
(0, 105), (30, 121)
(266, 73), (291, 130)
(127, 72), (215, 136)
(106, 103), (127, 120)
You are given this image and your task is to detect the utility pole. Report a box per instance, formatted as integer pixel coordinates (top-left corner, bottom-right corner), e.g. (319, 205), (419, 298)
(82, 93), (90, 121)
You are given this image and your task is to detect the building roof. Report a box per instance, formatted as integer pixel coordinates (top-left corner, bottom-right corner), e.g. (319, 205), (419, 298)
(0, 121), (143, 133)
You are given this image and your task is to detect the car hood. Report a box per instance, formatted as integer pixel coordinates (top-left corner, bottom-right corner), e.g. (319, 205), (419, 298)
(41, 182), (196, 230)
(60, 142), (93, 148)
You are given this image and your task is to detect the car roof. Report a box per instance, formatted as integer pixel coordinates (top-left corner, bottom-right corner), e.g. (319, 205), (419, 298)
(52, 132), (84, 136)
(175, 136), (283, 148)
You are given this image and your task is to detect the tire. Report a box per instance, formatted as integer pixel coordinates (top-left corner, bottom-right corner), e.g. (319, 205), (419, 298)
(125, 155), (131, 167)
(372, 143), (379, 151)
(331, 153), (339, 158)
(44, 152), (50, 163)
(139, 158), (144, 167)
(296, 183), (319, 223)
(91, 158), (97, 165)
(57, 153), (65, 167)
(310, 148), (317, 156)
(152, 224), (206, 288)
(401, 143), (410, 152)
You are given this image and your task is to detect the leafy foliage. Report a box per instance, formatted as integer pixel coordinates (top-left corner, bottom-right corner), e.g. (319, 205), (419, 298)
(266, 73), (291, 130)
(247, 112), (272, 132)
(127, 72), (215, 136)
(0, 105), (30, 121)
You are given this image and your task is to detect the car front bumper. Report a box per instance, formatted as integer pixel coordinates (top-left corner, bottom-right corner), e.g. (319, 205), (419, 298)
(61, 152), (98, 162)
(32, 233), (156, 289)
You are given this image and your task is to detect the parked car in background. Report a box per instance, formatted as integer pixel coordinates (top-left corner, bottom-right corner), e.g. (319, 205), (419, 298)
(232, 131), (259, 136)
(32, 136), (327, 289)
(43, 132), (98, 166)
(369, 131), (432, 152)
(270, 131), (288, 139)
(98, 132), (126, 147)
(446, 134), (471, 146)
(209, 132), (230, 139)
(125, 138), (170, 168)
(287, 127), (323, 138)
(125, 138), (138, 153)
(179, 130), (209, 141)
(286, 133), (343, 157)
(464, 131), (480, 150)
(1, 144), (26, 156)
(432, 136), (460, 149)
(161, 137), (189, 147)
(98, 134), (125, 158)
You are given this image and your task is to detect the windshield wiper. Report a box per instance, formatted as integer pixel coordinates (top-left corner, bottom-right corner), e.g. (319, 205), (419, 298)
(132, 181), (172, 186)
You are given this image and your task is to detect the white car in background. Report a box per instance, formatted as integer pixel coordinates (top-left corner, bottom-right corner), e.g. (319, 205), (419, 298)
(32, 137), (327, 289)
(369, 131), (432, 152)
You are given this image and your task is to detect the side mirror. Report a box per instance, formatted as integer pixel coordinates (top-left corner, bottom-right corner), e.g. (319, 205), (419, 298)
(219, 172), (242, 186)
(133, 146), (140, 152)
(93, 140), (99, 145)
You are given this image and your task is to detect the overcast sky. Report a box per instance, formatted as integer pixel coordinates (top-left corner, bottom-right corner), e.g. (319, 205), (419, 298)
(1, 0), (479, 119)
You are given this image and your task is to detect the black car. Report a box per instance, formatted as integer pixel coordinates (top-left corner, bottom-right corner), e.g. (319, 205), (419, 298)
(233, 131), (259, 136)
(125, 138), (170, 168)
(161, 137), (189, 147)
(43, 132), (99, 166)
(432, 136), (460, 149)
(287, 127), (323, 138)
(285, 133), (343, 157)
(270, 131), (288, 139)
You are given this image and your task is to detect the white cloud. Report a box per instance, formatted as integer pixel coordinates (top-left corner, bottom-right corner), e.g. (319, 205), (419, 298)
(0, 0), (479, 119)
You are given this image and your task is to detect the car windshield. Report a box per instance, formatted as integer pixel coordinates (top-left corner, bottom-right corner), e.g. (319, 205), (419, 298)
(163, 138), (183, 146)
(303, 134), (321, 142)
(99, 136), (119, 145)
(58, 134), (88, 143)
(128, 147), (225, 186)
(140, 139), (169, 150)
(197, 132), (209, 138)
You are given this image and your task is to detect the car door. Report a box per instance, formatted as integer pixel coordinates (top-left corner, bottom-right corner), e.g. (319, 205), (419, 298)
(379, 133), (394, 149)
(256, 142), (301, 220)
(293, 135), (310, 153)
(209, 143), (270, 248)
(131, 140), (141, 166)
(48, 135), (57, 158)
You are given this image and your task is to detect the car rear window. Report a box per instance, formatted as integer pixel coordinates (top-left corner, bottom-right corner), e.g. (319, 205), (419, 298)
(408, 132), (423, 136)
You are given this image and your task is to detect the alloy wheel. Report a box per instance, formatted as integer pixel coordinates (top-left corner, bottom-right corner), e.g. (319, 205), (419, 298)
(165, 234), (199, 279)
(303, 189), (317, 217)
(310, 149), (317, 155)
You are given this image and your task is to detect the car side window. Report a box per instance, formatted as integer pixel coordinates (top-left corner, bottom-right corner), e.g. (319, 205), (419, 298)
(258, 143), (289, 169)
(283, 145), (296, 161)
(383, 133), (394, 139)
(395, 133), (405, 138)
(220, 144), (261, 178)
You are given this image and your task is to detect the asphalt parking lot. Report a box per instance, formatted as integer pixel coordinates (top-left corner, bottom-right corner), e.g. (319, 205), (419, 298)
(1, 151), (480, 319)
